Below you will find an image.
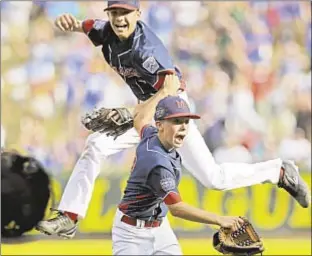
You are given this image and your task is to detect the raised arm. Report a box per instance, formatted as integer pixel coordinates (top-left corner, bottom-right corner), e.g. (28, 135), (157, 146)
(55, 14), (108, 47)
(55, 13), (84, 33)
(133, 74), (180, 134)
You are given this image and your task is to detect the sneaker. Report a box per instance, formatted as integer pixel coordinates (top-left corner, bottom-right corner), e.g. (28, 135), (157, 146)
(278, 160), (311, 208)
(36, 210), (77, 239)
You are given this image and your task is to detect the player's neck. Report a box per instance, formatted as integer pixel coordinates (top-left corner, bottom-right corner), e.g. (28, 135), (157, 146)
(157, 135), (175, 152)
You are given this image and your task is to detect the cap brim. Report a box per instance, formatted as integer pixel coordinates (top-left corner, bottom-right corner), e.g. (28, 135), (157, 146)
(104, 4), (137, 11)
(163, 113), (201, 120)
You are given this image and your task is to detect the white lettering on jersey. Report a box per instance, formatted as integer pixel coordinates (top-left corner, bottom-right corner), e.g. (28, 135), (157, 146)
(112, 66), (141, 78)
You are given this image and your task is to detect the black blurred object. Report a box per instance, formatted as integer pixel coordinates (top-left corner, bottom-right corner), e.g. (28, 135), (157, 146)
(1, 150), (51, 237)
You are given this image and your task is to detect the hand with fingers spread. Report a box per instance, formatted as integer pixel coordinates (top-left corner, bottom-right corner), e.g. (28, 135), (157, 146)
(54, 13), (83, 32)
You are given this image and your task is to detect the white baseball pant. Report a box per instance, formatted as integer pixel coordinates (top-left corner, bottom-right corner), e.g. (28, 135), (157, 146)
(58, 92), (282, 218)
(112, 209), (182, 255)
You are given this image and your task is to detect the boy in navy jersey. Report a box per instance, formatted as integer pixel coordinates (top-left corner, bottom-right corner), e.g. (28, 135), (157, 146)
(113, 75), (244, 255)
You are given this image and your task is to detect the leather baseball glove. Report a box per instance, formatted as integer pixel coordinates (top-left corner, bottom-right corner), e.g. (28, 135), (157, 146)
(213, 217), (264, 255)
(81, 107), (133, 140)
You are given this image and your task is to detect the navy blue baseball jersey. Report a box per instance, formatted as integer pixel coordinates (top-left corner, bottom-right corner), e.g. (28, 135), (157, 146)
(82, 19), (185, 101)
(118, 125), (182, 220)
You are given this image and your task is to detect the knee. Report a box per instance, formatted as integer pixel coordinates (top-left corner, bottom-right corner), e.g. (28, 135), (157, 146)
(85, 132), (100, 147)
(83, 132), (114, 159)
(81, 134), (103, 159)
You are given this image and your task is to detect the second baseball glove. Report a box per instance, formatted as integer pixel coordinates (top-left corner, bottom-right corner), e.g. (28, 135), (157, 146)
(213, 217), (264, 255)
(81, 107), (133, 140)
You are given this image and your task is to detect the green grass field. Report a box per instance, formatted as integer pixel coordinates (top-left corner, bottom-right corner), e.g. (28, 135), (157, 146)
(2, 238), (311, 255)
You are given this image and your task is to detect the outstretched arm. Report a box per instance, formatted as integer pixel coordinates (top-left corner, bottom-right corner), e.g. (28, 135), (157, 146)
(147, 167), (244, 231)
(167, 201), (243, 230)
(54, 14), (106, 36)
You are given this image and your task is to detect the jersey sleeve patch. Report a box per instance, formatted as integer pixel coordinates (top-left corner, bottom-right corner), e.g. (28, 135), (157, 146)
(142, 56), (160, 74)
(160, 177), (176, 192)
(93, 19), (106, 30)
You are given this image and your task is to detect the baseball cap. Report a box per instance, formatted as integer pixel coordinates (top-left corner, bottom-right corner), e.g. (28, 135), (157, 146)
(154, 96), (200, 121)
(104, 0), (140, 11)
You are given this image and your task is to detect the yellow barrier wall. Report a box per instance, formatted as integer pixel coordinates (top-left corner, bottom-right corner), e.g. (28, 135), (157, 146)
(3, 173), (311, 256)
(42, 172), (311, 235)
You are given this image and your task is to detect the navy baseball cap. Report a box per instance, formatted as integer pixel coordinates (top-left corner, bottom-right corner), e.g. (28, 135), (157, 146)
(154, 96), (200, 121)
(104, 0), (140, 11)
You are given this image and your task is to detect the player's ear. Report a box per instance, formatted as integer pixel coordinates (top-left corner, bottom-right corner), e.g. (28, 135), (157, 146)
(155, 121), (162, 131)
(136, 9), (141, 19)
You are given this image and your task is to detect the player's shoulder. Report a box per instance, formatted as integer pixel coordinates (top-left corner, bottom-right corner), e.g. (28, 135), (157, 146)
(140, 125), (157, 139)
(92, 19), (114, 41)
(102, 22), (115, 40)
(136, 21), (163, 43)
(132, 21), (173, 72)
(137, 125), (156, 152)
(134, 21), (167, 56)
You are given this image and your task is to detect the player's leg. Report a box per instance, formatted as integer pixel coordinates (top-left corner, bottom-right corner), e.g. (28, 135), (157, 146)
(58, 128), (140, 217)
(112, 209), (154, 255)
(153, 217), (183, 255)
(178, 92), (310, 208)
(36, 128), (140, 238)
(112, 226), (154, 255)
(179, 120), (282, 189)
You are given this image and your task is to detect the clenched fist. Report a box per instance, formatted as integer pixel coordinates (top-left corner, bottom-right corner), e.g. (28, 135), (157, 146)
(54, 13), (83, 32)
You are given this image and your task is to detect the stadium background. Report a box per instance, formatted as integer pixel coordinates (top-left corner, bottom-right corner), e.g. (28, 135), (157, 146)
(1, 1), (311, 255)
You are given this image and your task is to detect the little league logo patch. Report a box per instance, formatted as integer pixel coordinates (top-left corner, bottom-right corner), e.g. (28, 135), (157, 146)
(160, 178), (176, 192)
(155, 107), (166, 120)
(143, 56), (159, 74)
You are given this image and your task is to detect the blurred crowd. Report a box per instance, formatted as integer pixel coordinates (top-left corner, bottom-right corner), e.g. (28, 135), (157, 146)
(1, 1), (311, 177)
